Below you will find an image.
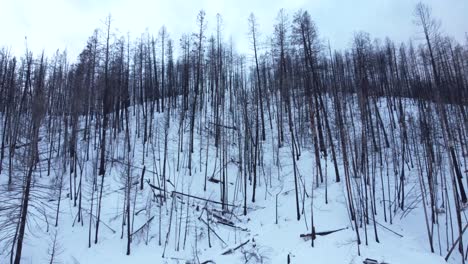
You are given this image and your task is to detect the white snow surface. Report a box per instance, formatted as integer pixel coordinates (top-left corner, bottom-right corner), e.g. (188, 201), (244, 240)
(0, 98), (457, 264)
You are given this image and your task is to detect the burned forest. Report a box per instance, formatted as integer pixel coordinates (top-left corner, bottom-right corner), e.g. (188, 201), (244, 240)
(0, 2), (467, 264)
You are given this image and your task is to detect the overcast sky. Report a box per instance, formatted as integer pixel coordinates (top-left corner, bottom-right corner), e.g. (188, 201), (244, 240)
(1, 0), (467, 60)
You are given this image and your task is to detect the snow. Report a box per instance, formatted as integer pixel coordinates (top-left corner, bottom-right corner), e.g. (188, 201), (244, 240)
(0, 97), (459, 264)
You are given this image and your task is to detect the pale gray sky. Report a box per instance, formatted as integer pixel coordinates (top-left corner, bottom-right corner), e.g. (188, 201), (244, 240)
(1, 0), (467, 60)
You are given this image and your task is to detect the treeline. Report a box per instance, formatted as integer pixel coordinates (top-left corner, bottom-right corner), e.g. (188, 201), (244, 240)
(0, 2), (467, 263)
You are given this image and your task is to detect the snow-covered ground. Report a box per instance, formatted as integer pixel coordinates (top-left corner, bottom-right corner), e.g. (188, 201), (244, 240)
(0, 96), (461, 264)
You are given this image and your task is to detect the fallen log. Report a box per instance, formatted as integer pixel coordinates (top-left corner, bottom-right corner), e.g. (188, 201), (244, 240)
(147, 180), (236, 207)
(208, 177), (221, 184)
(212, 213), (234, 225)
(200, 218), (227, 246)
(300, 227), (348, 240)
(222, 239), (250, 255)
(216, 220), (249, 232)
(445, 223), (468, 261)
(131, 216), (155, 236)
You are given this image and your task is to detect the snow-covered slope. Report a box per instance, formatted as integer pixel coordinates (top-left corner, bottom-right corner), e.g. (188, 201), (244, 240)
(0, 96), (461, 264)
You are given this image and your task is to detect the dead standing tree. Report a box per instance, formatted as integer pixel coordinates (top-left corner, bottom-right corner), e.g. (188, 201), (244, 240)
(14, 52), (47, 264)
(188, 10), (206, 176)
(95, 15), (112, 245)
